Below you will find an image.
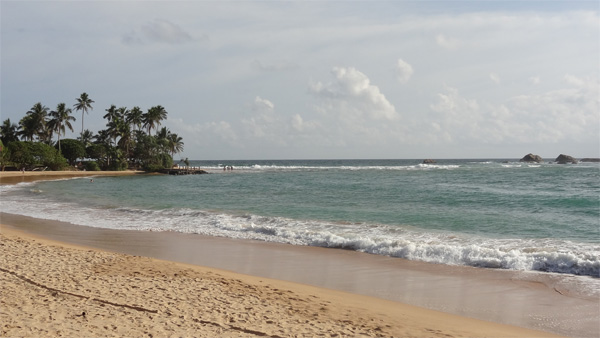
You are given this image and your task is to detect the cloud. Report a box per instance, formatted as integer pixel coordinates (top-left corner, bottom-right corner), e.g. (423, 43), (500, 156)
(309, 67), (398, 121)
(142, 19), (193, 44)
(489, 73), (500, 84)
(242, 96), (289, 144)
(395, 59), (414, 84)
(123, 19), (198, 45)
(251, 59), (299, 72)
(429, 76), (600, 145)
(529, 76), (541, 85)
(172, 119), (239, 145)
(252, 96), (275, 112)
(435, 33), (460, 50)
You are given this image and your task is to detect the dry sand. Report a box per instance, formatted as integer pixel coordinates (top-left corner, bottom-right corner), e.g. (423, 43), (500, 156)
(0, 171), (565, 337)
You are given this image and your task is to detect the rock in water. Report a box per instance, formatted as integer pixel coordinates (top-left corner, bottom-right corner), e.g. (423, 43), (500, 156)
(555, 154), (578, 164)
(519, 153), (543, 163)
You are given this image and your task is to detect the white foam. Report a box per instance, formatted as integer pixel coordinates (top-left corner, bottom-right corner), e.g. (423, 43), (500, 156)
(2, 183), (598, 278)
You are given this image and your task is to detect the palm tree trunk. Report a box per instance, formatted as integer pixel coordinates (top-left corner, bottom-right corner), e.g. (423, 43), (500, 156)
(58, 121), (62, 152)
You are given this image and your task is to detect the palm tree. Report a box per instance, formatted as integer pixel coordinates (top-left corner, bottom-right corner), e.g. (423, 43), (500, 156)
(0, 119), (20, 144)
(93, 129), (112, 146)
(18, 115), (37, 141)
(126, 106), (143, 132)
(167, 132), (184, 159)
(74, 92), (94, 138)
(103, 105), (119, 122)
(49, 103), (76, 152)
(142, 105), (168, 136)
(77, 129), (94, 148)
(117, 107), (129, 121)
(23, 102), (49, 142)
(116, 122), (132, 162)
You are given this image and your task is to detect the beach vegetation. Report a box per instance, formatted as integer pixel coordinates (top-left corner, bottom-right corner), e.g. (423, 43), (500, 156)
(74, 92), (94, 138)
(83, 160), (101, 171)
(48, 103), (76, 153)
(78, 129), (94, 148)
(6, 141), (67, 171)
(0, 140), (9, 171)
(1, 95), (184, 172)
(0, 119), (20, 144)
(59, 139), (85, 166)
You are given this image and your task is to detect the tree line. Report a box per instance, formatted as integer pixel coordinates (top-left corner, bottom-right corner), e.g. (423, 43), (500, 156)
(0, 92), (184, 171)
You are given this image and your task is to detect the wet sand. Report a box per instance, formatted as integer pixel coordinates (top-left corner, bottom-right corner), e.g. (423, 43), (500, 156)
(1, 224), (563, 338)
(1, 171), (598, 337)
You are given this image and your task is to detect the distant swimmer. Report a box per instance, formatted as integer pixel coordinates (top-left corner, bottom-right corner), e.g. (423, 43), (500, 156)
(90, 179), (94, 183)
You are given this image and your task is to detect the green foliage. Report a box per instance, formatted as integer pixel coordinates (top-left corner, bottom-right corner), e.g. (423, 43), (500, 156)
(8, 141), (67, 170)
(7, 141), (34, 169)
(59, 139), (85, 166)
(0, 140), (10, 170)
(83, 161), (101, 171)
(86, 143), (107, 162)
(1, 119), (20, 144)
(12, 98), (183, 173)
(107, 158), (128, 171)
(30, 142), (68, 170)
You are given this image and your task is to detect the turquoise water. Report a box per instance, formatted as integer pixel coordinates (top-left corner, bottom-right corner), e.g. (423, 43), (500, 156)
(2, 159), (599, 277)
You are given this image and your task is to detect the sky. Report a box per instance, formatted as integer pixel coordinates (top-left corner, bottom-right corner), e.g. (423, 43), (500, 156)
(1, 1), (599, 160)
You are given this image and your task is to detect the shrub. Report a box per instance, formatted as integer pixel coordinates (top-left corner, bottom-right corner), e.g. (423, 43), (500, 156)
(9, 141), (67, 170)
(83, 161), (101, 171)
(59, 139), (85, 166)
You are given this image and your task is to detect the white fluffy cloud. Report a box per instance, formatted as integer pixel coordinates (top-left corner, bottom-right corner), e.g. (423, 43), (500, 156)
(309, 67), (399, 121)
(395, 59), (414, 84)
(252, 96), (274, 112)
(428, 75), (599, 146)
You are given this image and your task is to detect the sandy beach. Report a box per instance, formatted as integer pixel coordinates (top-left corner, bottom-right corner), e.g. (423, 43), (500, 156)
(1, 225), (561, 338)
(0, 171), (586, 337)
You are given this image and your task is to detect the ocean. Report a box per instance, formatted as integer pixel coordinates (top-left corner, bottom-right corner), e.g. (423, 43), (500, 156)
(2, 159), (599, 281)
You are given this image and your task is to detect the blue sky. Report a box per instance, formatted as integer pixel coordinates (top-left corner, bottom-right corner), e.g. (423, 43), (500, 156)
(1, 1), (598, 160)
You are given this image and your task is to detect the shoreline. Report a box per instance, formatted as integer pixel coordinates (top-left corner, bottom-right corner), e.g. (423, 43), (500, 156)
(0, 224), (560, 338)
(0, 170), (146, 185)
(1, 171), (598, 337)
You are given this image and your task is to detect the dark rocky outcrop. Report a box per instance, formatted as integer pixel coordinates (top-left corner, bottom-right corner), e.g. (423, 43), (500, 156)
(519, 153), (543, 163)
(555, 154), (578, 164)
(581, 158), (600, 162)
(422, 159), (437, 164)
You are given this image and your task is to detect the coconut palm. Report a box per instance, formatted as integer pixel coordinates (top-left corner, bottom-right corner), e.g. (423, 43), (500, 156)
(167, 132), (184, 159)
(103, 105), (119, 122)
(116, 122), (132, 162)
(126, 106), (143, 132)
(49, 103), (76, 152)
(18, 115), (37, 141)
(21, 103), (49, 142)
(0, 119), (20, 144)
(142, 105), (168, 136)
(74, 92), (94, 138)
(77, 129), (94, 148)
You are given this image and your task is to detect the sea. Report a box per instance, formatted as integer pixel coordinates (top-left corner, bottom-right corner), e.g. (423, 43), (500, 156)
(2, 159), (599, 282)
